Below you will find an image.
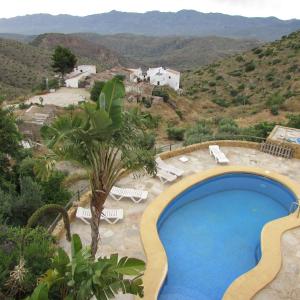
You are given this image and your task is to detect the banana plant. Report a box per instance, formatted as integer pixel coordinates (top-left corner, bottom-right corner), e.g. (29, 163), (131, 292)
(26, 234), (145, 300)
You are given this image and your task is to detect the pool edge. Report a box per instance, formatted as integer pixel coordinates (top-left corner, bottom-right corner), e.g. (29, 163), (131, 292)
(139, 166), (300, 300)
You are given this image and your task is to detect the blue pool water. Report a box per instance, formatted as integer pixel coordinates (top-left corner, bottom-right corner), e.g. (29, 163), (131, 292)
(158, 173), (296, 300)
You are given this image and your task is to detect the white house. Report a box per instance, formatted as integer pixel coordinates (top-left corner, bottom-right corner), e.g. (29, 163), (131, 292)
(129, 67), (180, 90)
(128, 68), (144, 83)
(65, 65), (97, 88)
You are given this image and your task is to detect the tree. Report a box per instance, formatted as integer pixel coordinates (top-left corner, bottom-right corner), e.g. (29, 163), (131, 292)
(51, 46), (77, 78)
(38, 78), (156, 256)
(90, 81), (105, 102)
(27, 234), (145, 300)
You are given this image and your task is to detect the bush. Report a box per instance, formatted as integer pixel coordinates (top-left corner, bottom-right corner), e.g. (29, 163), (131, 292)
(175, 109), (183, 120)
(245, 61), (256, 72)
(270, 105), (279, 115)
(19, 102), (31, 110)
(235, 55), (244, 62)
(217, 118), (239, 135)
(242, 122), (276, 138)
(0, 226), (55, 299)
(266, 93), (285, 108)
(152, 88), (169, 102)
(228, 69), (243, 77)
(90, 81), (105, 102)
(287, 114), (300, 129)
(212, 98), (229, 107)
(208, 81), (216, 87)
(184, 120), (213, 145)
(233, 95), (250, 106)
(230, 89), (239, 97)
(167, 127), (185, 141)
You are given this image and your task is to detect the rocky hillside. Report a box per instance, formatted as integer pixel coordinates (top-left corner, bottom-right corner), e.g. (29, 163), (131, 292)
(31, 33), (122, 71)
(0, 34), (123, 100)
(0, 11), (300, 41)
(179, 30), (300, 127)
(0, 38), (52, 100)
(75, 33), (260, 71)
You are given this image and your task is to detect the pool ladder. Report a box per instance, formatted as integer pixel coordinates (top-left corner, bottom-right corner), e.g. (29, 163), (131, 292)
(289, 202), (300, 218)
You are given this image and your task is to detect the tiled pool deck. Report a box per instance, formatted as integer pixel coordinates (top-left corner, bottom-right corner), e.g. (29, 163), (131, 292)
(59, 146), (300, 299)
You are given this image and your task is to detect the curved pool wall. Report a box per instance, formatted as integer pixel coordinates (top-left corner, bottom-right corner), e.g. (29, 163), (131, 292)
(157, 173), (296, 300)
(139, 166), (300, 300)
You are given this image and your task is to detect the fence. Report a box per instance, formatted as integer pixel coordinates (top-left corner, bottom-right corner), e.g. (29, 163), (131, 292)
(47, 184), (90, 233)
(47, 134), (266, 232)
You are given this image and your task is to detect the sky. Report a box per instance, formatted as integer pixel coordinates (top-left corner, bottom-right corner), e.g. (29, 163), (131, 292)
(0, 0), (299, 20)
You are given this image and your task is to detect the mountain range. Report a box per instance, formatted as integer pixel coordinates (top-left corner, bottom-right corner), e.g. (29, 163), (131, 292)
(0, 10), (300, 41)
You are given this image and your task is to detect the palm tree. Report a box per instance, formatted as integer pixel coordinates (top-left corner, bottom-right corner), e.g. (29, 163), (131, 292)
(37, 78), (156, 256)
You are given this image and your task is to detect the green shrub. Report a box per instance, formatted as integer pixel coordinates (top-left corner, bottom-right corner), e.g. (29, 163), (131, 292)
(184, 120), (213, 145)
(245, 61), (256, 72)
(287, 114), (300, 129)
(167, 127), (185, 141)
(19, 103), (31, 110)
(238, 84), (245, 91)
(235, 55), (244, 62)
(0, 226), (55, 299)
(230, 89), (239, 97)
(228, 69), (243, 77)
(286, 74), (292, 80)
(233, 95), (250, 106)
(253, 48), (263, 54)
(217, 118), (239, 135)
(212, 98), (229, 107)
(266, 93), (285, 108)
(152, 88), (169, 101)
(270, 105), (279, 115)
(272, 58), (281, 65)
(265, 72), (275, 81)
(209, 81), (216, 87)
(175, 109), (183, 120)
(242, 122), (276, 138)
(264, 48), (274, 56)
(90, 81), (105, 102)
(215, 75), (224, 81)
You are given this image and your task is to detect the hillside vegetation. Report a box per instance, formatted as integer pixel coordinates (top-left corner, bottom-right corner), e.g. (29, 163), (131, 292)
(179, 30), (300, 127)
(75, 33), (260, 70)
(0, 34), (122, 100)
(0, 38), (52, 99)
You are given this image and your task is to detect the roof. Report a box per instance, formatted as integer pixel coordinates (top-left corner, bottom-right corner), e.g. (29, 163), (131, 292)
(166, 68), (180, 75)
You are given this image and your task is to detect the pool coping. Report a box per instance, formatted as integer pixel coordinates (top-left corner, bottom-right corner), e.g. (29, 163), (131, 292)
(139, 166), (300, 300)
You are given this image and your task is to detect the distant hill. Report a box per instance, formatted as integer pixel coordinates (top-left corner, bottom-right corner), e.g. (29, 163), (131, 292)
(0, 10), (300, 41)
(179, 30), (300, 127)
(0, 34), (122, 100)
(31, 33), (122, 71)
(75, 33), (260, 70)
(0, 38), (52, 100)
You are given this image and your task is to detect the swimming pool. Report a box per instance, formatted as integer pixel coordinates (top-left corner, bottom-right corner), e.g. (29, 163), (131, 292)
(157, 173), (296, 300)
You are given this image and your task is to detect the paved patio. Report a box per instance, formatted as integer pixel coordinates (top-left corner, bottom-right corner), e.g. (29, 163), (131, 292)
(59, 146), (300, 299)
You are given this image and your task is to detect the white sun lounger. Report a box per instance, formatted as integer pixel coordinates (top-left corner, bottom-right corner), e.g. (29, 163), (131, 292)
(110, 186), (148, 203)
(76, 207), (123, 225)
(209, 145), (229, 164)
(156, 157), (184, 177)
(157, 169), (177, 184)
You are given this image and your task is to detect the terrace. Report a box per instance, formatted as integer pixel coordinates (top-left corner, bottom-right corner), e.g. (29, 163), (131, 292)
(58, 141), (300, 299)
